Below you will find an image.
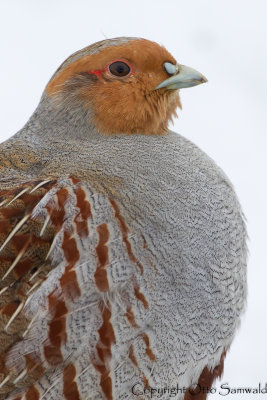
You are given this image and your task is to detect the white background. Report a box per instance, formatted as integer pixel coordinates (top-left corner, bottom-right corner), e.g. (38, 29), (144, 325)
(0, 1), (266, 398)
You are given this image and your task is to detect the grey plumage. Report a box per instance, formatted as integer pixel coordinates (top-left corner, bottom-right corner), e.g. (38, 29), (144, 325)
(0, 37), (247, 400)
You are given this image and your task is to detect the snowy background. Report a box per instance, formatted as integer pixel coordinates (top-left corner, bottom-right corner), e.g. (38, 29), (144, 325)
(0, 0), (266, 398)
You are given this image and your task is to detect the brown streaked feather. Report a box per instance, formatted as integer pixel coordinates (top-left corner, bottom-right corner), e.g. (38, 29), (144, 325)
(0, 177), (100, 399)
(184, 351), (226, 400)
(0, 179), (61, 397)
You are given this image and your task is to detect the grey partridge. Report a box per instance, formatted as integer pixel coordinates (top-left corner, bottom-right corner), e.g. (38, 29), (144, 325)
(0, 37), (247, 400)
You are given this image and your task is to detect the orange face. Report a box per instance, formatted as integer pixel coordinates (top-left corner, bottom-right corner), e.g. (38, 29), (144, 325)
(46, 39), (182, 135)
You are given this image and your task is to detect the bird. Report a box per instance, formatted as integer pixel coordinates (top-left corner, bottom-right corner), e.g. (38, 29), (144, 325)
(0, 37), (247, 400)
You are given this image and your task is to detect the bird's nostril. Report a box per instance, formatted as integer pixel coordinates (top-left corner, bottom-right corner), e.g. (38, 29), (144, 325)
(164, 62), (178, 76)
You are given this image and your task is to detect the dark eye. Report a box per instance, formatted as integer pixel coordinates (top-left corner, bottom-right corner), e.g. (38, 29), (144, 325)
(109, 61), (131, 77)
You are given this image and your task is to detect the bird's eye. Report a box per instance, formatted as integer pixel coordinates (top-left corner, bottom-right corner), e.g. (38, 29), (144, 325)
(108, 61), (131, 77)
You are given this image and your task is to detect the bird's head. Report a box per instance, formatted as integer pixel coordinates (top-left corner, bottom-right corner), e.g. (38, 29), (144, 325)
(45, 37), (207, 135)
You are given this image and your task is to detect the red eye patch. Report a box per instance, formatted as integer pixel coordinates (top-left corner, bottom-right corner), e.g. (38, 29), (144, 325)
(88, 69), (105, 78)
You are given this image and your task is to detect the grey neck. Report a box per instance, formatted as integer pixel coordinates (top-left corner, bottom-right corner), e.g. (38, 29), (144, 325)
(12, 92), (101, 150)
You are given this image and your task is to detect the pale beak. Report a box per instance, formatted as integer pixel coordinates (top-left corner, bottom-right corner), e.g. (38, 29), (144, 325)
(155, 63), (208, 90)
